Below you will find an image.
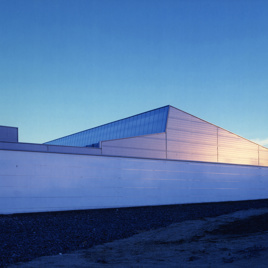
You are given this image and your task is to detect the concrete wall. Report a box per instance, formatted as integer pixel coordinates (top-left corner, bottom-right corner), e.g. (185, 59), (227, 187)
(1, 148), (268, 214)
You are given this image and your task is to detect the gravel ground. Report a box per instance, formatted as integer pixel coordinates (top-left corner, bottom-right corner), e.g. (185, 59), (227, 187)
(1, 199), (268, 267)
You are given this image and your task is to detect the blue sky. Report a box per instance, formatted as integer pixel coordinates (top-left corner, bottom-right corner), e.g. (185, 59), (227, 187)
(1, 0), (268, 147)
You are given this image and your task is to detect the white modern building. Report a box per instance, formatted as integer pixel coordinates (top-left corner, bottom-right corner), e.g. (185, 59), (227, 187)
(1, 105), (268, 214)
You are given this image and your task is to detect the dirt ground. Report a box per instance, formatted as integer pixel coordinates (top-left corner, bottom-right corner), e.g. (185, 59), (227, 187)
(9, 208), (268, 267)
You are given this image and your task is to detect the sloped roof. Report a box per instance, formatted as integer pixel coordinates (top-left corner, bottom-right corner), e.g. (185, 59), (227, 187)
(45, 105), (169, 147)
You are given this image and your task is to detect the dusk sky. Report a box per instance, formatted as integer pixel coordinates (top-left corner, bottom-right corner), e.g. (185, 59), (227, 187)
(1, 0), (268, 147)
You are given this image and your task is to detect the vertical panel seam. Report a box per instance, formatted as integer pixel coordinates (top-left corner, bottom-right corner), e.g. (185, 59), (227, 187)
(217, 127), (219, 163)
(258, 145), (259, 166)
(165, 106), (171, 159)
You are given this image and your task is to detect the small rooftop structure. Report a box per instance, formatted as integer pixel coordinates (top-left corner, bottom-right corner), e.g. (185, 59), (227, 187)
(0, 126), (18, 143)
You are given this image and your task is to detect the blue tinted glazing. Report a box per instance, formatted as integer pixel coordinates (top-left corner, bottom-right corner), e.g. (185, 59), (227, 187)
(45, 106), (169, 147)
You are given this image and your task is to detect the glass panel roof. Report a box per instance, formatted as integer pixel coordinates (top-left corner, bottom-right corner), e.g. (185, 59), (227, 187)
(45, 106), (169, 147)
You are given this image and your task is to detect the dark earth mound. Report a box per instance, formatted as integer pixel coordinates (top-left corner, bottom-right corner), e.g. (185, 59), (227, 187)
(1, 199), (268, 267)
(210, 213), (268, 236)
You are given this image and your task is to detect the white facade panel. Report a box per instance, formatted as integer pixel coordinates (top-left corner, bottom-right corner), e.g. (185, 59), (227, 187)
(165, 106), (268, 167)
(167, 152), (217, 162)
(102, 146), (166, 159)
(218, 129), (258, 150)
(167, 129), (217, 145)
(218, 128), (259, 165)
(218, 147), (258, 165)
(166, 107), (218, 162)
(259, 146), (268, 167)
(102, 133), (166, 159)
(218, 155), (258, 166)
(167, 141), (217, 156)
(1, 149), (268, 214)
(167, 118), (217, 135)
(168, 107), (206, 123)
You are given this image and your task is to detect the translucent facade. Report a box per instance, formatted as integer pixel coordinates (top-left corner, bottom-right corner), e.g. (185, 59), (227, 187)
(44, 105), (268, 167)
(45, 106), (169, 147)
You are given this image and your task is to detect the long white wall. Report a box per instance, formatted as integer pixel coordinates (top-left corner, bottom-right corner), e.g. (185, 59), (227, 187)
(1, 149), (268, 214)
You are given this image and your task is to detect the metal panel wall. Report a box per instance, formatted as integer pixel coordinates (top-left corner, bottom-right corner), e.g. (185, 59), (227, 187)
(259, 146), (268, 167)
(1, 149), (268, 214)
(218, 129), (259, 165)
(101, 133), (166, 159)
(166, 106), (268, 167)
(166, 107), (218, 162)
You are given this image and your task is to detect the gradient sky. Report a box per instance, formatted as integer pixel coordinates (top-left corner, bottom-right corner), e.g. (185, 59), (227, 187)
(1, 0), (268, 147)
